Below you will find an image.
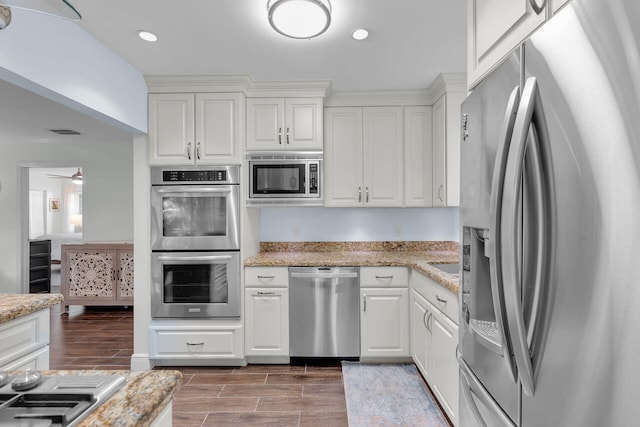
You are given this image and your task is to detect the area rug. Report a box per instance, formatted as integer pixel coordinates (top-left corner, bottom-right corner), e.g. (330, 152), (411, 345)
(342, 362), (449, 427)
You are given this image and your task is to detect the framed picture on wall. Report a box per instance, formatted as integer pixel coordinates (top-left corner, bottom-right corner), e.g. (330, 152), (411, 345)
(49, 198), (60, 212)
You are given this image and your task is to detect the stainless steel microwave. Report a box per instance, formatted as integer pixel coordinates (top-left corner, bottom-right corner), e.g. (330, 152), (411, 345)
(247, 152), (322, 206)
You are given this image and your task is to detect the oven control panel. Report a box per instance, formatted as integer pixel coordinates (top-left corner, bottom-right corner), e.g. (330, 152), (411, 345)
(151, 166), (240, 185)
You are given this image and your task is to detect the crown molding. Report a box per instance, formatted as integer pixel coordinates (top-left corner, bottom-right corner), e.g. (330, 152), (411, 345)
(145, 74), (332, 98)
(324, 89), (430, 107)
(427, 72), (467, 101)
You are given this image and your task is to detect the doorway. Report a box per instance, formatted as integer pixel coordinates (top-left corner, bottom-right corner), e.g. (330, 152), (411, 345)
(22, 165), (84, 294)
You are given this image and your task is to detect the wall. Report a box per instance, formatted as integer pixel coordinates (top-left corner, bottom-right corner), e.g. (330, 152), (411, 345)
(259, 207), (459, 242)
(0, 139), (134, 293)
(0, 8), (147, 133)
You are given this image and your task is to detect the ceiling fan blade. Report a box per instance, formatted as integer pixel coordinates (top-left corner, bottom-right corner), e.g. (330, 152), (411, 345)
(0, 0), (81, 21)
(46, 174), (72, 179)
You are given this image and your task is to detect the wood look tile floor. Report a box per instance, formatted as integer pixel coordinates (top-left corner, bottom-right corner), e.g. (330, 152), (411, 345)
(50, 304), (348, 426)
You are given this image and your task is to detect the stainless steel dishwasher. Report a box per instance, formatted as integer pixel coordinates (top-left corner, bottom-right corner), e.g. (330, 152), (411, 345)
(289, 266), (360, 361)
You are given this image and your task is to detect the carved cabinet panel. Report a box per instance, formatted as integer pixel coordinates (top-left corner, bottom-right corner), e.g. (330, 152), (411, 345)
(61, 243), (133, 313)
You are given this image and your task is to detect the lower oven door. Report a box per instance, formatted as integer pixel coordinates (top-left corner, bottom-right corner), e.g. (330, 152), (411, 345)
(151, 251), (240, 318)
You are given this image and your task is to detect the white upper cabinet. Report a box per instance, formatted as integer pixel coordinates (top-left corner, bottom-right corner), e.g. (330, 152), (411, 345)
(467, 0), (546, 88)
(148, 93), (243, 165)
(324, 107), (403, 207)
(432, 90), (465, 207)
(404, 106), (433, 207)
(468, 0), (574, 89)
(246, 97), (323, 151)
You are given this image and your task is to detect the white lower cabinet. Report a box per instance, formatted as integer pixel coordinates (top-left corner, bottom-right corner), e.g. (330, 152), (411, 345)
(411, 270), (459, 425)
(0, 309), (50, 371)
(244, 289), (289, 356)
(244, 267), (289, 361)
(360, 267), (409, 358)
(149, 323), (243, 363)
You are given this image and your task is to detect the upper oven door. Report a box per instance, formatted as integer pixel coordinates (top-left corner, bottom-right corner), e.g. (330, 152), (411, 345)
(250, 162), (308, 197)
(151, 184), (239, 251)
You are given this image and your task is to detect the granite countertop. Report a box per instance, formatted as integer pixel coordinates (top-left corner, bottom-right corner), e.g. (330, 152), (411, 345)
(0, 293), (64, 324)
(244, 241), (460, 294)
(38, 369), (183, 427)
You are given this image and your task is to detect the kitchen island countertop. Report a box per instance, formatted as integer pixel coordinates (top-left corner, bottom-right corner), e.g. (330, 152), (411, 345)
(38, 369), (183, 427)
(0, 293), (64, 324)
(244, 241), (460, 294)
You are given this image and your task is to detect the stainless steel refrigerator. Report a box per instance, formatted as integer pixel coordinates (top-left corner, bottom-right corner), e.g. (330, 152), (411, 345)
(458, 0), (640, 425)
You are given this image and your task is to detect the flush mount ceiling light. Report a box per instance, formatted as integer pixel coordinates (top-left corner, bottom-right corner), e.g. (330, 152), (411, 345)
(137, 30), (158, 42)
(267, 0), (331, 40)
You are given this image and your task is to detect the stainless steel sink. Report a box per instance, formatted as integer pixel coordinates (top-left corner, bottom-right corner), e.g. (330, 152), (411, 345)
(0, 374), (125, 426)
(432, 263), (460, 275)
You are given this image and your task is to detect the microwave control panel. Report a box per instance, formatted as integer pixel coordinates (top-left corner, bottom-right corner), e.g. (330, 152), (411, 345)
(309, 164), (319, 194)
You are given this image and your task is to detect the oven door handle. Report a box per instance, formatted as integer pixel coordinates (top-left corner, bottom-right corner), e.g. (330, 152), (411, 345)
(157, 255), (232, 262)
(155, 187), (232, 194)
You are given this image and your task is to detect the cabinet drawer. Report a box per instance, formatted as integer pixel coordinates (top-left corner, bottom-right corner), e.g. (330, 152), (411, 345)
(0, 346), (49, 372)
(361, 267), (408, 287)
(150, 326), (242, 359)
(245, 267), (289, 288)
(0, 310), (49, 368)
(412, 270), (459, 324)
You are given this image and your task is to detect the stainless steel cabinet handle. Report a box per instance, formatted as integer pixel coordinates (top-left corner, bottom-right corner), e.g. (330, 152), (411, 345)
(278, 127), (282, 144)
(422, 309), (429, 329)
(257, 291), (276, 296)
(427, 312), (433, 334)
(436, 295), (447, 305)
(358, 187), (362, 203)
(186, 142), (192, 160)
(363, 295), (366, 312)
(196, 141), (201, 160)
(437, 184), (444, 202)
(365, 187), (369, 203)
(375, 275), (394, 280)
(257, 275), (275, 280)
(529, 0), (546, 15)
(286, 127), (290, 144)
(186, 342), (204, 346)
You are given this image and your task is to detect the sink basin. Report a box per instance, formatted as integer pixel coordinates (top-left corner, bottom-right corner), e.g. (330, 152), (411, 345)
(432, 263), (460, 275)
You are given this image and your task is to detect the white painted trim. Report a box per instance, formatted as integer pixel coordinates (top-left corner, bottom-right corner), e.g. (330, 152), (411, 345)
(130, 354), (153, 371)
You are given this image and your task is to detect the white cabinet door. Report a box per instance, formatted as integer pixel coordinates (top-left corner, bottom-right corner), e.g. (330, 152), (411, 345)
(149, 93), (243, 165)
(411, 290), (432, 382)
(468, 0), (546, 88)
(245, 288), (289, 356)
(360, 288), (409, 358)
(432, 308), (459, 425)
(285, 98), (323, 150)
(432, 96), (447, 207)
(404, 106), (433, 207)
(246, 98), (284, 150)
(324, 107), (364, 207)
(195, 93), (243, 164)
(247, 98), (323, 151)
(148, 93), (195, 165)
(432, 92), (465, 207)
(324, 107), (404, 207)
(363, 107), (404, 207)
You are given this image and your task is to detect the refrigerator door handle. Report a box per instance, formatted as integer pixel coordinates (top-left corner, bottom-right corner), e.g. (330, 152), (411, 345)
(459, 354), (517, 427)
(501, 76), (555, 397)
(483, 86), (520, 381)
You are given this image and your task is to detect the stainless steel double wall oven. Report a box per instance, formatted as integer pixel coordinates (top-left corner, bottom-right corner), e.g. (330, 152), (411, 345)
(150, 166), (240, 318)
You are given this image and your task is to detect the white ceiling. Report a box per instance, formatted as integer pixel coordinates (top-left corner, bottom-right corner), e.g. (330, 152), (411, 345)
(0, 0), (467, 142)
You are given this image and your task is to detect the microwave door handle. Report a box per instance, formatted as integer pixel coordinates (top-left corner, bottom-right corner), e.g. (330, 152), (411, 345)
(157, 255), (232, 262)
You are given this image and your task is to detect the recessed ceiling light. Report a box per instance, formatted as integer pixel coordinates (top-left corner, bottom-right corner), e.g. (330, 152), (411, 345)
(352, 28), (369, 41)
(137, 30), (158, 42)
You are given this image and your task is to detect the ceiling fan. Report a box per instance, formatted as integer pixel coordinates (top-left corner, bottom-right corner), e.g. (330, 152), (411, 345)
(0, 0), (81, 30)
(47, 168), (83, 185)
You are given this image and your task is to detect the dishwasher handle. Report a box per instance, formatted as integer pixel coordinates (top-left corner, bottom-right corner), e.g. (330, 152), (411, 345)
(290, 272), (359, 279)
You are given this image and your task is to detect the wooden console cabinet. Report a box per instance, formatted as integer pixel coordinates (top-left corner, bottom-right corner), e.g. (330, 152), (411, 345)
(61, 243), (133, 313)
